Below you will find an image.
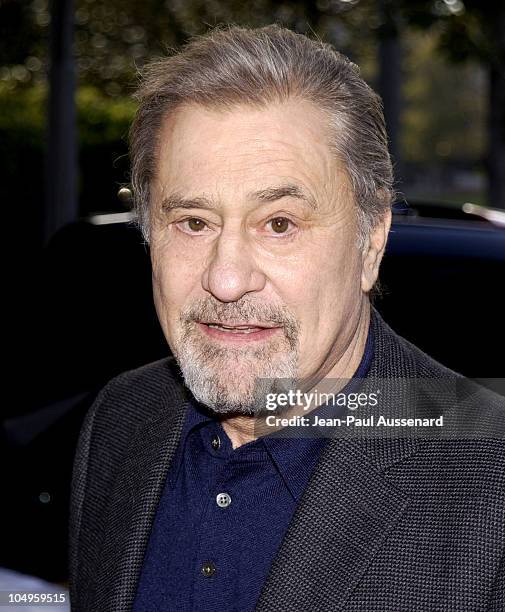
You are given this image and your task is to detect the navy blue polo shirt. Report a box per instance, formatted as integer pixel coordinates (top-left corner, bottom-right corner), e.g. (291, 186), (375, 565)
(133, 325), (374, 612)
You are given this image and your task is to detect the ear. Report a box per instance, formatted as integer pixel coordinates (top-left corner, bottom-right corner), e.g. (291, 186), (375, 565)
(361, 207), (392, 294)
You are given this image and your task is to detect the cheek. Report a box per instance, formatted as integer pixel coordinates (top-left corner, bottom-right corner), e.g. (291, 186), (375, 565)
(150, 243), (201, 320)
(263, 226), (361, 308)
(296, 243), (362, 331)
(328, 228), (363, 289)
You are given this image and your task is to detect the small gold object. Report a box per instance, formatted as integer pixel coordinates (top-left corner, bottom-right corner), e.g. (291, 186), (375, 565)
(117, 187), (133, 204)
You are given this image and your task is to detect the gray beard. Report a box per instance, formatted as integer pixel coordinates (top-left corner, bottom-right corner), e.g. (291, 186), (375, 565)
(172, 298), (300, 416)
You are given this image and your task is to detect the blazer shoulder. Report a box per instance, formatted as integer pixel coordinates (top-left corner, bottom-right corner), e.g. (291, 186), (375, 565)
(101, 356), (186, 415)
(394, 325), (505, 414)
(76, 356), (190, 476)
(73, 355), (190, 486)
(370, 306), (464, 382)
(69, 357), (190, 609)
(371, 309), (505, 445)
(97, 356), (189, 418)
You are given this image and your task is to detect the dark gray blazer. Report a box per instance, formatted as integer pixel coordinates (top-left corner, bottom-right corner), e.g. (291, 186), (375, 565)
(69, 308), (505, 611)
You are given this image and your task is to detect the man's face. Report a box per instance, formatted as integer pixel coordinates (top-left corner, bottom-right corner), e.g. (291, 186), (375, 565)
(150, 100), (368, 414)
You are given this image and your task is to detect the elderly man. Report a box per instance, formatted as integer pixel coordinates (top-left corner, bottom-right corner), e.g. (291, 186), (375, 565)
(69, 25), (504, 611)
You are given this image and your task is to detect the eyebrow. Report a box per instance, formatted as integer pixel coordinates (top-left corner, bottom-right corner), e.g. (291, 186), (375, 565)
(249, 184), (317, 210)
(159, 183), (318, 213)
(160, 194), (214, 212)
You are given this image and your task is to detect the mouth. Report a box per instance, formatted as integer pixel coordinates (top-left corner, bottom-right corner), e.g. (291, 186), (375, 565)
(196, 321), (283, 343)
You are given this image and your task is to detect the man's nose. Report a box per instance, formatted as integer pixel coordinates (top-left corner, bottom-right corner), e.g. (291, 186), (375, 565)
(201, 231), (266, 302)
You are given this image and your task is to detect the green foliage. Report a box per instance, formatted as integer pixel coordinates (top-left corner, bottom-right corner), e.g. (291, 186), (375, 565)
(76, 86), (136, 145)
(401, 27), (486, 164)
(396, 0), (504, 66)
(1, 0), (501, 212)
(0, 82), (136, 213)
(76, 87), (136, 212)
(0, 81), (46, 142)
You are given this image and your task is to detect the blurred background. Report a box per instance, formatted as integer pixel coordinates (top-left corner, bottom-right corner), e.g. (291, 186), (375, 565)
(1, 0), (504, 592)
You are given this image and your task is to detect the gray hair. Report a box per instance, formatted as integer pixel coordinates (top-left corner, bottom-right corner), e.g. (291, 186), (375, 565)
(129, 24), (394, 247)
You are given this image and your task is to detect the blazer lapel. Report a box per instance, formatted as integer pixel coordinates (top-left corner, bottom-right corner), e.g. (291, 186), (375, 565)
(256, 307), (421, 610)
(255, 437), (412, 611)
(90, 399), (189, 612)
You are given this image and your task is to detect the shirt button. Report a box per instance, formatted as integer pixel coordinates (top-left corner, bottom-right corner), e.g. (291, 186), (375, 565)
(216, 492), (232, 508)
(211, 434), (221, 450)
(201, 561), (216, 577)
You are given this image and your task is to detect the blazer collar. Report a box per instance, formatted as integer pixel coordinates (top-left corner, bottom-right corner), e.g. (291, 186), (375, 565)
(92, 305), (420, 611)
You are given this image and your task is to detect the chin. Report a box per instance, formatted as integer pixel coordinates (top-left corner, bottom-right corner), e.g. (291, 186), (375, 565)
(174, 344), (298, 416)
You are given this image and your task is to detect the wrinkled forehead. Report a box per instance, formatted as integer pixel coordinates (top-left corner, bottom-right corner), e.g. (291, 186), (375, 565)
(152, 100), (353, 209)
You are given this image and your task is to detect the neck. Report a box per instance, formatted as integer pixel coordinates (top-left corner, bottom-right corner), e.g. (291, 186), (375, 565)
(221, 298), (372, 449)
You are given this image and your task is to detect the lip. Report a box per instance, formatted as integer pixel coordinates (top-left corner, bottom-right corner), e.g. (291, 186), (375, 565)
(200, 320), (278, 328)
(196, 321), (283, 343)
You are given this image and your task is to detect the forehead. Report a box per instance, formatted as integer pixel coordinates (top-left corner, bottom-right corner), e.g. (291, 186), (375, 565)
(153, 99), (349, 200)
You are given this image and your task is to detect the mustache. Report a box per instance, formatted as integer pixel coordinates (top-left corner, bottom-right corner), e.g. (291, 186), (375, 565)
(180, 297), (300, 343)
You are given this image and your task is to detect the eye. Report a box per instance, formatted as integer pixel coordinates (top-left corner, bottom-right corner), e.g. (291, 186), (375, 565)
(178, 217), (209, 233)
(267, 217), (295, 235)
